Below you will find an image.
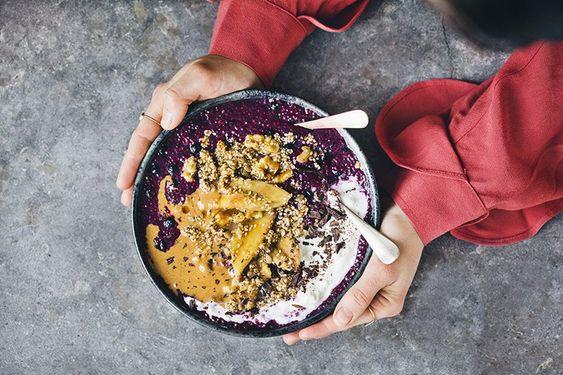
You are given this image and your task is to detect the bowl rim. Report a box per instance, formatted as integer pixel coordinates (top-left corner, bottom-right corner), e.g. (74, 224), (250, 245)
(130, 89), (379, 337)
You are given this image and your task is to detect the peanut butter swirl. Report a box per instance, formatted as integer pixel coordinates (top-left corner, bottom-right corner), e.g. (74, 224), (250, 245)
(146, 132), (310, 312)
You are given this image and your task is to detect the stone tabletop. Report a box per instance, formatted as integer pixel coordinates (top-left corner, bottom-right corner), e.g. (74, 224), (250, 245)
(0, 1), (560, 374)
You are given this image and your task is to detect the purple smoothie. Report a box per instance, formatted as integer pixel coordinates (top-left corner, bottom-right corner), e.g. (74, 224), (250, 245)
(138, 96), (373, 331)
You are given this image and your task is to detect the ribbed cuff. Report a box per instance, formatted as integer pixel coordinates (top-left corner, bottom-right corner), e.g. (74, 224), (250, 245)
(209, 0), (308, 88)
(386, 168), (488, 245)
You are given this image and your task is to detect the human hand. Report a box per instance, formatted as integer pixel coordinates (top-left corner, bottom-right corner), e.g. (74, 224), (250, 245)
(116, 55), (262, 206)
(283, 203), (424, 344)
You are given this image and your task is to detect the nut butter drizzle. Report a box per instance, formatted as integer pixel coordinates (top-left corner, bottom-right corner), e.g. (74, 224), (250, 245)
(146, 176), (233, 302)
(145, 132), (310, 312)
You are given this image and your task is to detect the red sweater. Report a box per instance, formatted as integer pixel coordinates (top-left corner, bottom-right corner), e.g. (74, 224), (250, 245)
(209, 0), (563, 246)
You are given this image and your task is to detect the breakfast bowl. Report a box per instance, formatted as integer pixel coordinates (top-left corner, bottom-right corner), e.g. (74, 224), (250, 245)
(131, 89), (379, 337)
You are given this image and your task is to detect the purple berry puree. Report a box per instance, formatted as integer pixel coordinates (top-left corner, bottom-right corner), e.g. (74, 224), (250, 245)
(137, 96), (374, 331)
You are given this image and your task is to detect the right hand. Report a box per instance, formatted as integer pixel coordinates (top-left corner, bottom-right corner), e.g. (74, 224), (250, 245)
(283, 203), (424, 344)
(116, 54), (262, 206)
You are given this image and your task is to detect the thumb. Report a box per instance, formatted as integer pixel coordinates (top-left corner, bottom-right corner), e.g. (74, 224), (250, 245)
(160, 79), (201, 130)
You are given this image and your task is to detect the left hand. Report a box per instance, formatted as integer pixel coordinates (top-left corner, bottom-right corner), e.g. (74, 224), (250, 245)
(116, 55), (262, 206)
(283, 203), (424, 344)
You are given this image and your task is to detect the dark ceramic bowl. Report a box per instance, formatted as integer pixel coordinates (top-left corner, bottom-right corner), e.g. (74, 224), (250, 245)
(131, 89), (379, 337)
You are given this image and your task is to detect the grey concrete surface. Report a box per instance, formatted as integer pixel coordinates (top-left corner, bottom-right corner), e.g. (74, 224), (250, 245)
(0, 1), (561, 374)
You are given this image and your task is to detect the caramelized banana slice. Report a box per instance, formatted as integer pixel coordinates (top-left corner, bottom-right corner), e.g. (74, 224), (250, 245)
(231, 213), (275, 278)
(271, 237), (301, 271)
(231, 179), (291, 208)
(218, 192), (271, 211)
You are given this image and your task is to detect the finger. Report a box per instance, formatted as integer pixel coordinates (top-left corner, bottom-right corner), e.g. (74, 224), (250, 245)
(116, 87), (166, 190)
(332, 256), (387, 329)
(160, 77), (202, 130)
(116, 120), (161, 190)
(298, 309), (371, 341)
(299, 304), (380, 340)
(282, 332), (300, 345)
(354, 294), (405, 329)
(120, 187), (133, 207)
(370, 293), (404, 321)
(298, 297), (403, 341)
(298, 314), (342, 340)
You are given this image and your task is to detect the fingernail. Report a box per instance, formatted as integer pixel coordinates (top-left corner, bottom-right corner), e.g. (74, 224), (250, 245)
(334, 307), (353, 327)
(283, 337), (299, 346)
(161, 112), (172, 130)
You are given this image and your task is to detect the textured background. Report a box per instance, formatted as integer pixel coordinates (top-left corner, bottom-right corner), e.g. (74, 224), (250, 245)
(0, 1), (561, 374)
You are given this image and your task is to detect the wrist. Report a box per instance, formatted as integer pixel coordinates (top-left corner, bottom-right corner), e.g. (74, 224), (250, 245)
(381, 203), (424, 252)
(223, 56), (264, 89)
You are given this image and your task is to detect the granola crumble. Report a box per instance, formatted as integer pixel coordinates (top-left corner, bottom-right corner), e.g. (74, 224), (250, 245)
(153, 131), (318, 313)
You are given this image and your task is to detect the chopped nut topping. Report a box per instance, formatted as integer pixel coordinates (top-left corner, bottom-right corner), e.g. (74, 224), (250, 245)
(296, 146), (312, 163)
(154, 132), (310, 313)
(182, 156), (198, 182)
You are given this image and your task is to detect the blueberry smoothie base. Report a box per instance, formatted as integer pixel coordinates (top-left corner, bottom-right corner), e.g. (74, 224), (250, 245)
(137, 96), (373, 332)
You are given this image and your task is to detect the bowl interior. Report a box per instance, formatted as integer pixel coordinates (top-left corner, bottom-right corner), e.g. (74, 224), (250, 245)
(131, 89), (379, 337)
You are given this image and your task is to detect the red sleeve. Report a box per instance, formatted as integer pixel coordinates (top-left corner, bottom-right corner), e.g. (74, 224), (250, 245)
(209, 0), (369, 87)
(375, 41), (563, 246)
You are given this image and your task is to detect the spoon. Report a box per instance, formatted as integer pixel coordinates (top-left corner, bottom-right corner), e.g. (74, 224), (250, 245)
(296, 110), (369, 130)
(329, 191), (400, 265)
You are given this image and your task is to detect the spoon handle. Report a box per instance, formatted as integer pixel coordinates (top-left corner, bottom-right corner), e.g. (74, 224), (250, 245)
(296, 110), (369, 130)
(340, 204), (400, 265)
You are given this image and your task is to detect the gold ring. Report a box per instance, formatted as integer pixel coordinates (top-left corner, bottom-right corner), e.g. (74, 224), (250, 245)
(139, 112), (160, 126)
(364, 305), (376, 327)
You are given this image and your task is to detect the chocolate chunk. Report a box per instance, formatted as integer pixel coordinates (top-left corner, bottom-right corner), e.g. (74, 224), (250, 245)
(306, 266), (319, 280)
(326, 206), (345, 219)
(335, 242), (345, 253)
(167, 164), (179, 176)
(302, 190), (315, 202)
(189, 142), (202, 155)
(249, 307), (260, 316)
(318, 235), (333, 247)
(305, 227), (320, 239)
(257, 281), (272, 299)
(331, 227), (341, 242)
(291, 272), (302, 287)
(153, 237), (167, 252)
(309, 209), (321, 219)
(269, 264), (280, 278)
(162, 217), (175, 228)
(317, 214), (330, 227)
